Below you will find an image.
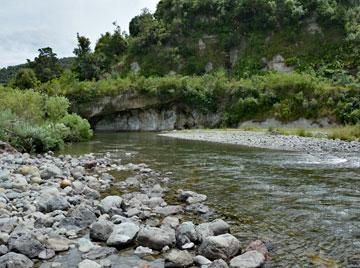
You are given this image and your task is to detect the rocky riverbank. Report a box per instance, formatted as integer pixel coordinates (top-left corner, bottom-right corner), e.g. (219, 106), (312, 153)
(0, 143), (268, 268)
(160, 130), (360, 153)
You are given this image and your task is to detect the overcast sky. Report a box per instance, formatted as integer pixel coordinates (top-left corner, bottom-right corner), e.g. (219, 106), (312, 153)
(0, 0), (159, 68)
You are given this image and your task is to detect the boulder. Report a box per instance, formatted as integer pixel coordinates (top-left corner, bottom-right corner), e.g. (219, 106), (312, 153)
(78, 238), (95, 253)
(245, 240), (268, 258)
(0, 142), (17, 154)
(196, 219), (230, 242)
(58, 204), (97, 229)
(78, 259), (101, 268)
(46, 235), (70, 252)
(38, 249), (56, 260)
(81, 247), (116, 260)
(40, 164), (62, 179)
(175, 222), (198, 248)
(154, 205), (183, 216)
(18, 166), (39, 177)
(12, 174), (28, 191)
(0, 252), (33, 268)
(134, 246), (153, 257)
(90, 220), (114, 242)
(165, 249), (194, 267)
(194, 255), (212, 266)
(106, 222), (139, 247)
(99, 196), (123, 214)
(198, 234), (240, 260)
(178, 190), (207, 204)
(229, 251), (265, 268)
(136, 226), (176, 250)
(36, 187), (69, 213)
(8, 231), (45, 258)
(209, 259), (229, 268)
(0, 244), (8, 256)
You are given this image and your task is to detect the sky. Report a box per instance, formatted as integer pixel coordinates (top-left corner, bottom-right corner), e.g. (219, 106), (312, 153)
(0, 0), (159, 68)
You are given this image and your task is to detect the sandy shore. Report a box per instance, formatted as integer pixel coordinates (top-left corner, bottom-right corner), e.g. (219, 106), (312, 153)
(160, 130), (360, 153)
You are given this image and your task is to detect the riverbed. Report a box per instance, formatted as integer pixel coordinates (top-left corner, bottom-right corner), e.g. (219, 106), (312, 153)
(62, 132), (360, 267)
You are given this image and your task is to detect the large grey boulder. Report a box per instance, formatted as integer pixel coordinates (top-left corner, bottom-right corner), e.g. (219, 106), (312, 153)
(40, 164), (62, 179)
(90, 220), (114, 242)
(36, 187), (69, 213)
(106, 222), (139, 247)
(209, 259), (229, 268)
(45, 234), (70, 252)
(0, 252), (33, 268)
(196, 219), (230, 242)
(136, 226), (176, 250)
(175, 222), (198, 248)
(229, 251), (265, 268)
(99, 196), (123, 214)
(58, 204), (97, 229)
(178, 190), (207, 204)
(165, 249), (194, 267)
(198, 234), (240, 261)
(154, 205), (183, 216)
(8, 231), (45, 258)
(81, 247), (116, 260)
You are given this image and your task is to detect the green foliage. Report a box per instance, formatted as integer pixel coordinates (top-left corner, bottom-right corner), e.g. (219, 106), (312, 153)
(27, 47), (63, 83)
(60, 114), (93, 142)
(73, 34), (101, 81)
(45, 96), (70, 121)
(95, 23), (128, 72)
(10, 68), (39, 89)
(0, 87), (92, 152)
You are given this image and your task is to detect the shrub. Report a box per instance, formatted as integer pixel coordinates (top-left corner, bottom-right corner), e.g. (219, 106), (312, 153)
(60, 114), (93, 142)
(45, 96), (70, 121)
(10, 68), (39, 89)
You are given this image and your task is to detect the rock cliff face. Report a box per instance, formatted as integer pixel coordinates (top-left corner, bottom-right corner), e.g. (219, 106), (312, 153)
(72, 92), (221, 131)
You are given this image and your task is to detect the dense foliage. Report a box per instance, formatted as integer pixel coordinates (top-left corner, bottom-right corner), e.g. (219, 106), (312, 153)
(0, 87), (92, 153)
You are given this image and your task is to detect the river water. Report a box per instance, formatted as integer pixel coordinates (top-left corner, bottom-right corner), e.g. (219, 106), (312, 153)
(62, 132), (360, 267)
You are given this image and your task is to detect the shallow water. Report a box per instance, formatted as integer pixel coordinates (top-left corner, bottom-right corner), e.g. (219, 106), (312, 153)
(62, 132), (360, 267)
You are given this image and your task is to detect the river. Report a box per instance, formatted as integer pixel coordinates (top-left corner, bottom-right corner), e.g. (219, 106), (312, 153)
(62, 132), (360, 267)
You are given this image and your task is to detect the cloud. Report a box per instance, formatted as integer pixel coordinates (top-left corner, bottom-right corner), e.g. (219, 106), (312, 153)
(0, 0), (159, 67)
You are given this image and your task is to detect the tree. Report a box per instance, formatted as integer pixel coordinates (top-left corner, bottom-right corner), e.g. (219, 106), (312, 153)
(73, 33), (101, 81)
(95, 23), (128, 71)
(28, 47), (62, 83)
(10, 68), (39, 89)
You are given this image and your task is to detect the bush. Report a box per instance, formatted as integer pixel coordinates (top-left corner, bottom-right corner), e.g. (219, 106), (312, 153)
(10, 68), (39, 89)
(60, 114), (93, 142)
(45, 96), (70, 121)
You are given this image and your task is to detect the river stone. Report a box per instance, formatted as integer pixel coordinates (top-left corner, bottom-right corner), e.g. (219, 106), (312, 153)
(40, 164), (62, 179)
(0, 244), (8, 255)
(165, 249), (194, 267)
(194, 255), (212, 266)
(106, 222), (139, 247)
(78, 238), (95, 253)
(175, 222), (198, 248)
(8, 231), (45, 258)
(18, 166), (39, 177)
(196, 219), (230, 242)
(198, 234), (240, 260)
(38, 248), (56, 260)
(36, 187), (69, 213)
(209, 259), (229, 268)
(229, 250), (265, 268)
(134, 246), (153, 257)
(59, 204), (97, 229)
(162, 216), (180, 229)
(78, 259), (101, 268)
(46, 235), (70, 252)
(136, 226), (176, 250)
(90, 220), (114, 242)
(81, 247), (116, 260)
(0, 217), (17, 233)
(12, 174), (28, 190)
(99, 196), (123, 214)
(245, 240), (268, 258)
(178, 190), (207, 204)
(154, 205), (183, 216)
(0, 252), (33, 268)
